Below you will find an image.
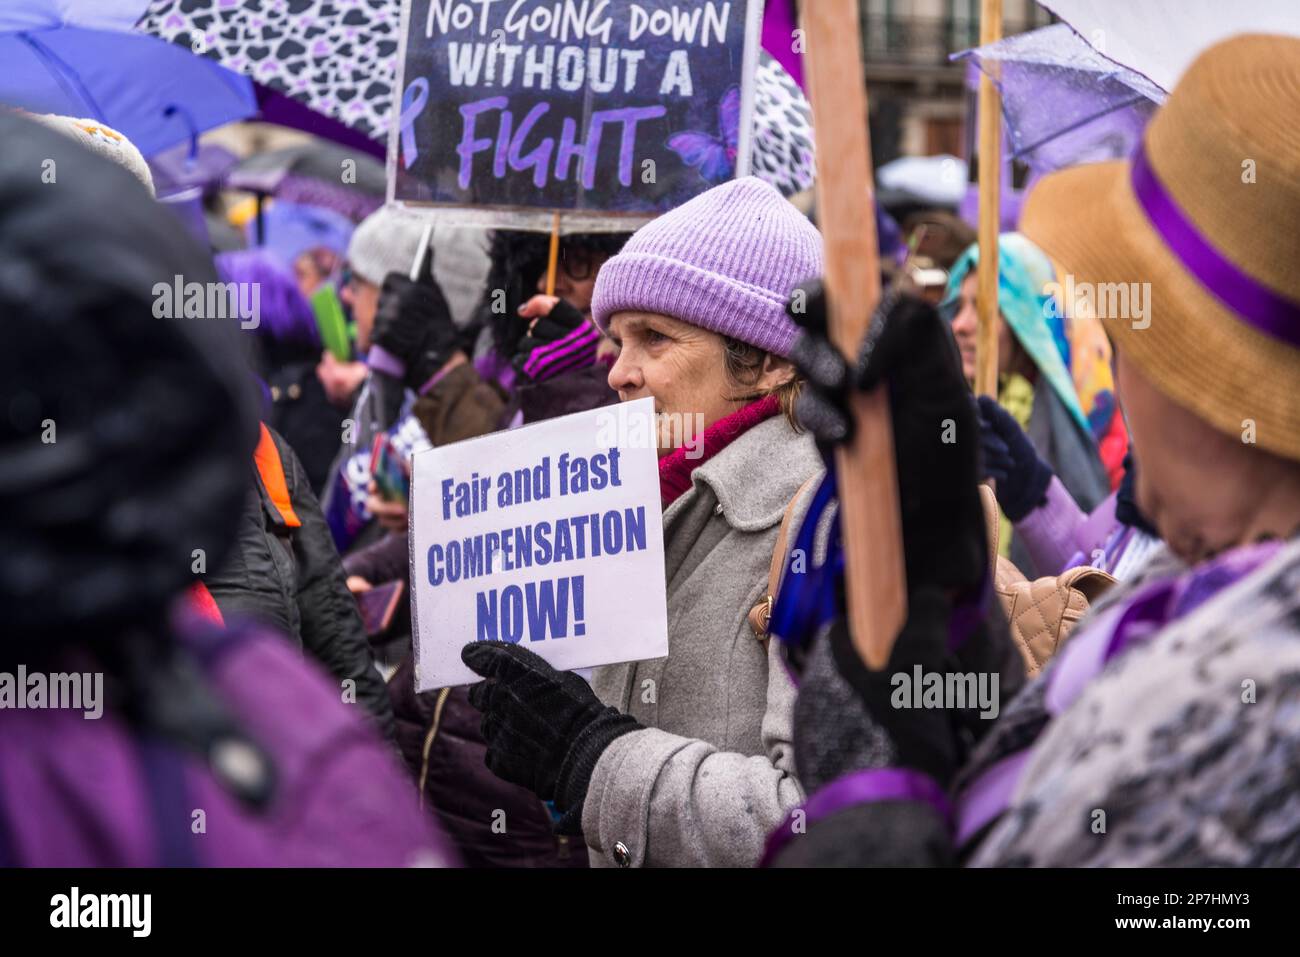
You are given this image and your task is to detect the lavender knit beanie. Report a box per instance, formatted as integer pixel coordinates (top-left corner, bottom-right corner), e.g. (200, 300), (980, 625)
(591, 177), (823, 357)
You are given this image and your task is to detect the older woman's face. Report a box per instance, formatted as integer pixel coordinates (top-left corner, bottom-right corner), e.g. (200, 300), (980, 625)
(1116, 349), (1289, 563)
(607, 311), (790, 457)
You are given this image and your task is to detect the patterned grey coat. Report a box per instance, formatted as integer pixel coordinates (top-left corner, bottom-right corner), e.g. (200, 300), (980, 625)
(777, 536), (1300, 867)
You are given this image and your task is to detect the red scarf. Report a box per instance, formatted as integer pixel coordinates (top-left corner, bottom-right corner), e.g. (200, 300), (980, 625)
(659, 394), (781, 507)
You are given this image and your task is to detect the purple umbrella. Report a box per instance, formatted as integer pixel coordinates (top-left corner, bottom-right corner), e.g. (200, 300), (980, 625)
(149, 141), (240, 195)
(953, 22), (1164, 174)
(250, 200), (355, 269)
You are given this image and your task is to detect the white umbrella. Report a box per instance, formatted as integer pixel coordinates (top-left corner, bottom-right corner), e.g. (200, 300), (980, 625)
(1043, 0), (1300, 92)
(876, 154), (968, 207)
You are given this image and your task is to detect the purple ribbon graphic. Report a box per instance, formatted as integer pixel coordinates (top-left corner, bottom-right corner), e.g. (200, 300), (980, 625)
(1131, 142), (1300, 347)
(399, 79), (429, 170)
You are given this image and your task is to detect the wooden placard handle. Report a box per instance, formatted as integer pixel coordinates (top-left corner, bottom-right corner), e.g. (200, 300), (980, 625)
(975, 0), (1003, 399)
(801, 0), (906, 670)
(544, 211), (561, 297)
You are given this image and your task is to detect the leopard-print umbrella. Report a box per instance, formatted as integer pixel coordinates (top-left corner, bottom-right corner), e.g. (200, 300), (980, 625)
(138, 0), (401, 141)
(751, 49), (816, 197)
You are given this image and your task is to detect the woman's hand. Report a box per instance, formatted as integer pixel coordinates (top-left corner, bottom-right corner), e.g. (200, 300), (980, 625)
(976, 394), (1053, 521)
(346, 575), (373, 594)
(462, 641), (641, 830)
(788, 282), (988, 610)
(517, 294), (561, 323)
(511, 296), (597, 381)
(316, 352), (368, 407)
(365, 480), (408, 534)
(370, 254), (460, 391)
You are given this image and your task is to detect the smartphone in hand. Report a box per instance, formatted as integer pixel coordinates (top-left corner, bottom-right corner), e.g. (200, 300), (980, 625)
(357, 579), (405, 638)
(369, 434), (411, 503)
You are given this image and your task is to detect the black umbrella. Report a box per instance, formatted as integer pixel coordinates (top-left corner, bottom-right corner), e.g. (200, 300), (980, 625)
(225, 141), (387, 237)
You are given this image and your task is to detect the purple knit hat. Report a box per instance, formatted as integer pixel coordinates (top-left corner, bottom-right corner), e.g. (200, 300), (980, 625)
(591, 177), (823, 357)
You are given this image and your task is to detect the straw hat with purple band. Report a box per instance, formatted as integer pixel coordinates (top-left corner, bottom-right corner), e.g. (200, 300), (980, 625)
(1020, 34), (1300, 461)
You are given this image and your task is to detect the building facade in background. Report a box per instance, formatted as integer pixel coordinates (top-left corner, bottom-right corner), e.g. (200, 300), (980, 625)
(860, 0), (1053, 165)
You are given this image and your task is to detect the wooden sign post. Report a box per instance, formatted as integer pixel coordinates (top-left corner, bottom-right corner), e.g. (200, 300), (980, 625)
(975, 0), (1003, 398)
(801, 0), (906, 670)
(545, 212), (561, 297)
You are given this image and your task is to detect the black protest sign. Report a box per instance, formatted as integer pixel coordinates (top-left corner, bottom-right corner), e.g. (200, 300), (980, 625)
(390, 0), (760, 218)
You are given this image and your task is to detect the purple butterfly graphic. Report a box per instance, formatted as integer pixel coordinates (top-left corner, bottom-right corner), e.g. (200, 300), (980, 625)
(666, 86), (740, 184)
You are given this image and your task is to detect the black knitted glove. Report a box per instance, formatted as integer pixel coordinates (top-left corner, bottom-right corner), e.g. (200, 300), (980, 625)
(788, 281), (986, 595)
(462, 641), (640, 832)
(510, 298), (587, 373)
(975, 394), (1053, 522)
(794, 588), (960, 788)
(371, 253), (459, 391)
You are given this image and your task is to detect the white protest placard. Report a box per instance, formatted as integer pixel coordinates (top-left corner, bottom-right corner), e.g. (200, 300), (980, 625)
(410, 397), (668, 690)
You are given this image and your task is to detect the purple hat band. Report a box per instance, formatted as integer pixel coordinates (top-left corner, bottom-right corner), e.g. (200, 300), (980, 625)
(1131, 142), (1300, 348)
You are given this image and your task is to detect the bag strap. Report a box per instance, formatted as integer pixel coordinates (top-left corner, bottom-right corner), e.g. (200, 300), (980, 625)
(138, 737), (200, 867)
(417, 687), (452, 812)
(749, 476), (819, 649)
(979, 483), (1000, 569)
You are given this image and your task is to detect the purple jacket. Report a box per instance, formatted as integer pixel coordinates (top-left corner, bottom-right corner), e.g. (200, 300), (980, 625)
(0, 621), (453, 867)
(1014, 476), (1162, 580)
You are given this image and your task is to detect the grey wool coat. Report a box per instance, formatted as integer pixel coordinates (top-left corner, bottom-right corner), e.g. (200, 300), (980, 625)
(582, 414), (824, 867)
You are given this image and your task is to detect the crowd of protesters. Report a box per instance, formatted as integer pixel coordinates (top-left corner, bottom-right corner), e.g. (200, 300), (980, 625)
(2, 34), (1299, 868)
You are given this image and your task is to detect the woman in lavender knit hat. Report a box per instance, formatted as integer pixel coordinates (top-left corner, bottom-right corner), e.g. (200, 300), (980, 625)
(463, 177), (826, 867)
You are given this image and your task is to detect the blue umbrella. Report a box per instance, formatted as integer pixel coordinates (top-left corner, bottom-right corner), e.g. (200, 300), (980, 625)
(251, 201), (355, 271)
(0, 1), (151, 32)
(0, 8), (256, 157)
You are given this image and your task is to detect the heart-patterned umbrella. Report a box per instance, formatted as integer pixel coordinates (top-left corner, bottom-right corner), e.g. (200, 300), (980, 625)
(137, 0), (401, 141)
(750, 49), (815, 198)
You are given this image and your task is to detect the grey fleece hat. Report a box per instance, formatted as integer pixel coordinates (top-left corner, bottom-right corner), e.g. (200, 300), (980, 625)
(347, 205), (491, 328)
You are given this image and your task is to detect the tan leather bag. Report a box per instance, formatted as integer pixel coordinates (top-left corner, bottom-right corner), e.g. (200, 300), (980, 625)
(748, 480), (1112, 676)
(981, 485), (1115, 676)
